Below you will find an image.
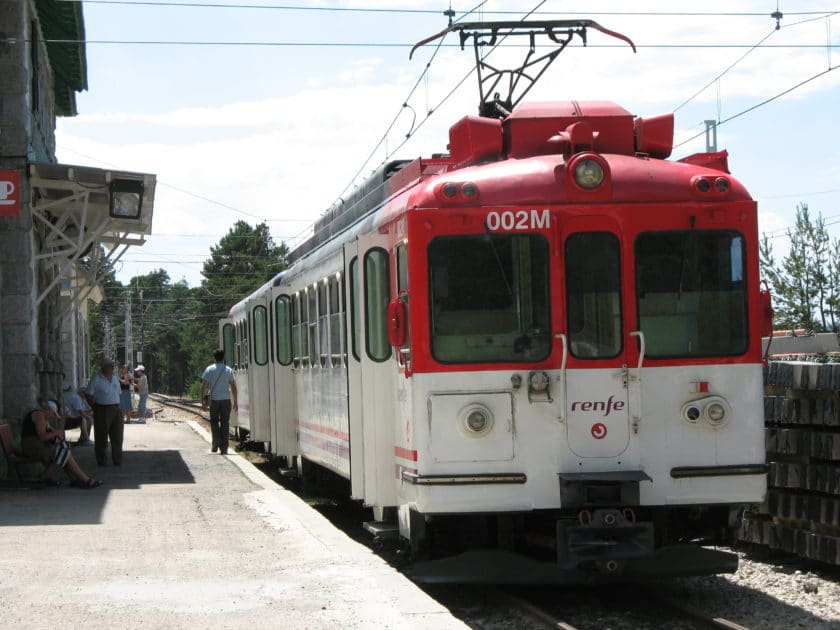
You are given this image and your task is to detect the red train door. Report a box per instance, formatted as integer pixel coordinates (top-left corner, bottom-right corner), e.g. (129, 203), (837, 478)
(559, 217), (635, 458)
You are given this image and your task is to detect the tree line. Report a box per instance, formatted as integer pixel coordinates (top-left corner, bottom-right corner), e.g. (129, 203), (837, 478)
(89, 221), (289, 398)
(760, 204), (840, 332)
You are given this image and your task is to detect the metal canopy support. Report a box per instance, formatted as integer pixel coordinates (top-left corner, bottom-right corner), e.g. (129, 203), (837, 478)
(28, 162), (156, 308)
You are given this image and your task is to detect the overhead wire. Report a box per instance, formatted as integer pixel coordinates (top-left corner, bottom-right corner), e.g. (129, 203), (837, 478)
(55, 1), (840, 18)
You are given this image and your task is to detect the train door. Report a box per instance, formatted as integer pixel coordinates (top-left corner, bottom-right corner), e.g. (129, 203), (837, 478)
(248, 295), (272, 444)
(270, 289), (298, 464)
(345, 235), (398, 510)
(344, 241), (365, 499)
(559, 218), (634, 458)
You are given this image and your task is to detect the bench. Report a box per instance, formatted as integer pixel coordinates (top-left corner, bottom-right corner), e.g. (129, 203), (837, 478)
(0, 423), (42, 483)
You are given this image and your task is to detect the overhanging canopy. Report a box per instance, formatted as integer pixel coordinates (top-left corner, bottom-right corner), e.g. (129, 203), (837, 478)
(28, 162), (156, 309)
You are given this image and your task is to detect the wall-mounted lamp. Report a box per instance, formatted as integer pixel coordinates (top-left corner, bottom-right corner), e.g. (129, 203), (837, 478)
(109, 178), (145, 219)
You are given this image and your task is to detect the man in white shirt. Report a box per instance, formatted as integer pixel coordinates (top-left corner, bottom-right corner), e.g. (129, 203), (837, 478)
(86, 357), (123, 466)
(200, 349), (238, 455)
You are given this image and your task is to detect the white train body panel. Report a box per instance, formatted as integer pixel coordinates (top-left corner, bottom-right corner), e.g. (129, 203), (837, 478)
(398, 363), (765, 513)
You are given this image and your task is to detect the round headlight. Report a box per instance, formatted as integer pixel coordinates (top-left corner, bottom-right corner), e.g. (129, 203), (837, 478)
(696, 178), (711, 193)
(684, 405), (701, 423)
(715, 177), (730, 192)
(442, 183), (458, 198)
(462, 182), (478, 198)
(706, 402), (727, 424)
(467, 410), (488, 432)
(574, 159), (605, 189)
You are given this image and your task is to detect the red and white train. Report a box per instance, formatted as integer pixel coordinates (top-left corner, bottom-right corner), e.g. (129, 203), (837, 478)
(221, 21), (769, 582)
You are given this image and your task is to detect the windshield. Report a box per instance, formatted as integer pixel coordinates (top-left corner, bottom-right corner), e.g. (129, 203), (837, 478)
(429, 233), (550, 363)
(635, 230), (748, 358)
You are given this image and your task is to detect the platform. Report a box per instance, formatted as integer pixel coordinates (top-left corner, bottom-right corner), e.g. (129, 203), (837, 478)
(0, 415), (466, 629)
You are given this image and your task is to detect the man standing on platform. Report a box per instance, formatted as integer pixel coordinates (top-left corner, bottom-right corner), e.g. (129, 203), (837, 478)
(200, 349), (237, 455)
(86, 357), (124, 466)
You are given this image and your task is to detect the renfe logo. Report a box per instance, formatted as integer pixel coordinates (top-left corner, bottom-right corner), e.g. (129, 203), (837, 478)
(570, 395), (625, 417)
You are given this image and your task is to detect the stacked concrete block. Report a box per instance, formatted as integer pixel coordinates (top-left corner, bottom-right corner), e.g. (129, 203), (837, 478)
(741, 355), (840, 566)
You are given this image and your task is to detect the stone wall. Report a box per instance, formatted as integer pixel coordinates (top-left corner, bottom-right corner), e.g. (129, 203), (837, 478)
(0, 0), (61, 422)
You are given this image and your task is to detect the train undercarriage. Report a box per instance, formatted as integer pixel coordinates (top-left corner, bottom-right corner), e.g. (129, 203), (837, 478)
(406, 504), (745, 584)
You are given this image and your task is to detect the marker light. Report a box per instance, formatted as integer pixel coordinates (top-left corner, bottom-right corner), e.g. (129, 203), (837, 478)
(467, 410), (489, 432)
(462, 182), (479, 198)
(573, 159), (605, 189)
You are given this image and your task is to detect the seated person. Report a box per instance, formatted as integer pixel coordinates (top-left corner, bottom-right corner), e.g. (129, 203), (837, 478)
(20, 395), (102, 489)
(62, 386), (93, 444)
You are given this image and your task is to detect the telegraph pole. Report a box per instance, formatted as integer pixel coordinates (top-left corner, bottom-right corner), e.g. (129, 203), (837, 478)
(124, 291), (133, 368)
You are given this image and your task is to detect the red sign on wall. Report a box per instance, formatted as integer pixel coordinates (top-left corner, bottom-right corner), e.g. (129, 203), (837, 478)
(0, 169), (21, 217)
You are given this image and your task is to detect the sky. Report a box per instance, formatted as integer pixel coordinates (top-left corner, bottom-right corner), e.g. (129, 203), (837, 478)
(55, 0), (840, 288)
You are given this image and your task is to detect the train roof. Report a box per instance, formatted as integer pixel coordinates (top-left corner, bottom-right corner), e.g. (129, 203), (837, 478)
(289, 100), (750, 265)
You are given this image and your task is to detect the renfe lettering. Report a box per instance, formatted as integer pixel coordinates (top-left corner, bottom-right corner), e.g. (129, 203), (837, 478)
(570, 395), (625, 417)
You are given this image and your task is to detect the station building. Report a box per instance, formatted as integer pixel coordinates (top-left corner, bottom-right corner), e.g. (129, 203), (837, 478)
(0, 0), (155, 422)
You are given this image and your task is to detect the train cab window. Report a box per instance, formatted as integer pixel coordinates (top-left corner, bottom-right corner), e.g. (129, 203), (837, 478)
(318, 280), (328, 367)
(565, 232), (622, 359)
(275, 295), (292, 366)
(253, 305), (268, 366)
(429, 234), (550, 363)
(223, 324), (235, 368)
(365, 248), (392, 362)
(328, 276), (342, 366)
(395, 242), (410, 364)
(349, 257), (360, 361)
(635, 230), (748, 357)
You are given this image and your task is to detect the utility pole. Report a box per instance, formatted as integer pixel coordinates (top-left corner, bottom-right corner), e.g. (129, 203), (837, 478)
(138, 289), (144, 365)
(704, 120), (718, 152)
(125, 291), (133, 368)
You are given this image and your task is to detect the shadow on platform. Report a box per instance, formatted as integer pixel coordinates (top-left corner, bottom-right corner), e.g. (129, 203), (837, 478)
(0, 449), (194, 526)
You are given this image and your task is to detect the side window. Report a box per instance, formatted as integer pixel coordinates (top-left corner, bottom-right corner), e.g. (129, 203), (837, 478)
(329, 275), (342, 366)
(318, 280), (328, 367)
(350, 257), (360, 361)
(308, 286), (318, 366)
(245, 317), (251, 366)
(253, 305), (268, 366)
(365, 248), (391, 362)
(291, 294), (301, 368)
(565, 232), (622, 359)
(300, 290), (310, 366)
(395, 242), (410, 363)
(223, 324), (235, 368)
(275, 295), (292, 366)
(234, 322), (241, 368)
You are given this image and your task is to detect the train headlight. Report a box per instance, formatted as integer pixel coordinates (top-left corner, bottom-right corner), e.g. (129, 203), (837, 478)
(461, 404), (494, 437)
(573, 159), (605, 189)
(706, 402), (727, 426)
(683, 404), (702, 423)
(682, 396), (731, 428)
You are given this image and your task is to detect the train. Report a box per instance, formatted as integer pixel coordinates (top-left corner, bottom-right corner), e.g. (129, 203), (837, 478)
(219, 20), (770, 583)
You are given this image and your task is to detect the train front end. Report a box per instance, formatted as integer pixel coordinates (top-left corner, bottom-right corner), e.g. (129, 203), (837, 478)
(392, 101), (767, 582)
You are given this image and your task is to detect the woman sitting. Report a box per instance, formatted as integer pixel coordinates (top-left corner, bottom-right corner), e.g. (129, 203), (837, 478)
(21, 395), (102, 489)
